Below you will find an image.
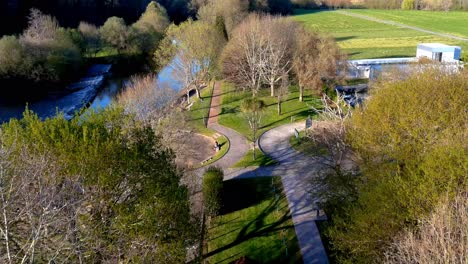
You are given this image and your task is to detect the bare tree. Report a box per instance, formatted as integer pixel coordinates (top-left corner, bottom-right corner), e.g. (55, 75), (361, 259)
(0, 142), (83, 264)
(260, 16), (297, 97)
(116, 74), (176, 123)
(22, 9), (59, 44)
(277, 72), (290, 115)
(307, 94), (353, 170)
(221, 14), (268, 96)
(78, 22), (101, 57)
(384, 192), (467, 264)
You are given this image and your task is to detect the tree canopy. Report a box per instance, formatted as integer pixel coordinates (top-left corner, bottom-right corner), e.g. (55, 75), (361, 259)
(324, 68), (467, 262)
(0, 108), (195, 263)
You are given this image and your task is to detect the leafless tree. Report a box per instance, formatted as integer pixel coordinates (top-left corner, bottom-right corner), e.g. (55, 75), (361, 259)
(260, 16), (297, 97)
(0, 141), (83, 264)
(307, 94), (353, 170)
(241, 98), (266, 159)
(22, 9), (59, 44)
(277, 72), (290, 115)
(78, 21), (101, 57)
(222, 14), (268, 96)
(116, 74), (177, 123)
(384, 192), (467, 264)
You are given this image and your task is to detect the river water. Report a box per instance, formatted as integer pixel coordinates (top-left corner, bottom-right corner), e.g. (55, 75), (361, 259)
(0, 59), (183, 123)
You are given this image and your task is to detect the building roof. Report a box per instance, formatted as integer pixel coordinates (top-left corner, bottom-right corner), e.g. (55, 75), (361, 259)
(417, 43), (461, 52)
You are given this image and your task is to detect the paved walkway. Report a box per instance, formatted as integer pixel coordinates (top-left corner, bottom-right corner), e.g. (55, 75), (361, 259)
(337, 10), (468, 41)
(200, 81), (328, 263)
(204, 82), (250, 169)
(224, 123), (329, 264)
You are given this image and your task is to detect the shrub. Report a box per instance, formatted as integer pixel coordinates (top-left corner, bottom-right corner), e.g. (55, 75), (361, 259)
(326, 68), (467, 262)
(0, 9), (82, 82)
(0, 36), (25, 77)
(203, 166), (224, 217)
(401, 0), (415, 9)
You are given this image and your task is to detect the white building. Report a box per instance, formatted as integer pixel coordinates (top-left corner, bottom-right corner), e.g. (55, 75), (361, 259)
(416, 43), (461, 62)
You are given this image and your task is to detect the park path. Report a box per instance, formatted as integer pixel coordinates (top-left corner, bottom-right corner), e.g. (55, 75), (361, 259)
(337, 10), (468, 41)
(200, 81), (328, 263)
(205, 82), (250, 169)
(224, 123), (330, 264)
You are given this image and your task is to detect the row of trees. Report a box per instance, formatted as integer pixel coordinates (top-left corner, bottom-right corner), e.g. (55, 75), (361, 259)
(80, 1), (169, 56)
(0, 2), (169, 86)
(0, 9), (81, 83)
(314, 67), (467, 262)
(361, 0), (468, 10)
(221, 14), (345, 101)
(289, 0), (468, 10)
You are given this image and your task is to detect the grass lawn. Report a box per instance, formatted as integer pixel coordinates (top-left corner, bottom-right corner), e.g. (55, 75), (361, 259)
(347, 9), (468, 38)
(218, 82), (320, 141)
(205, 177), (302, 264)
(232, 148), (278, 168)
(289, 131), (329, 157)
(292, 9), (468, 59)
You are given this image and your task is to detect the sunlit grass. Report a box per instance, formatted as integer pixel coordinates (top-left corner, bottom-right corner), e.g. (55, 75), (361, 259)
(292, 9), (468, 59)
(205, 177), (302, 264)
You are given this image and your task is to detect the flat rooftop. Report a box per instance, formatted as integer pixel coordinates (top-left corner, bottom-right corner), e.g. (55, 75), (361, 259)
(418, 43), (461, 52)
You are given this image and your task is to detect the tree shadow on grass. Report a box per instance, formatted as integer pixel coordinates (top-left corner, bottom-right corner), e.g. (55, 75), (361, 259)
(203, 198), (295, 261)
(202, 178), (300, 263)
(259, 110), (314, 130)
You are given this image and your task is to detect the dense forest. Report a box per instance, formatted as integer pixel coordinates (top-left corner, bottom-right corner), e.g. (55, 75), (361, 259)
(0, 0), (190, 35)
(0, 0), (297, 36)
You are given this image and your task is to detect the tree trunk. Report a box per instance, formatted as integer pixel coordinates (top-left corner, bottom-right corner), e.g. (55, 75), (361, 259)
(277, 96), (282, 115)
(299, 85), (304, 102)
(187, 92), (190, 104)
(252, 128), (257, 160)
(252, 141), (256, 160)
(270, 82), (275, 97)
(196, 87), (201, 99)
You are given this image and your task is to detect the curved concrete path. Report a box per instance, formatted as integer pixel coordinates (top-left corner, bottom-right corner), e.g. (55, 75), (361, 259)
(205, 81), (250, 169)
(218, 123), (329, 264)
(200, 81), (328, 263)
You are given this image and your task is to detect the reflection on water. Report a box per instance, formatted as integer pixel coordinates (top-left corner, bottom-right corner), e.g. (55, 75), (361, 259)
(89, 78), (127, 110)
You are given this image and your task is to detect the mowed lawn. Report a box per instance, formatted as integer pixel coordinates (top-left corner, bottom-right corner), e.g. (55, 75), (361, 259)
(218, 82), (319, 141)
(204, 177), (302, 264)
(347, 9), (468, 38)
(292, 9), (468, 59)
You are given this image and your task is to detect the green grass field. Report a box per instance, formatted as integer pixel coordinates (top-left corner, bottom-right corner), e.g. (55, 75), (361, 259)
(205, 177), (302, 263)
(292, 9), (468, 59)
(218, 82), (320, 141)
(347, 9), (468, 38)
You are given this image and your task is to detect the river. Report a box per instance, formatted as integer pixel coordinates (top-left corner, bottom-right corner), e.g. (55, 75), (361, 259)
(0, 59), (183, 123)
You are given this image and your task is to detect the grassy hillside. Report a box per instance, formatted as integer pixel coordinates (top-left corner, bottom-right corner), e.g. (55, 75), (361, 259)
(292, 9), (468, 59)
